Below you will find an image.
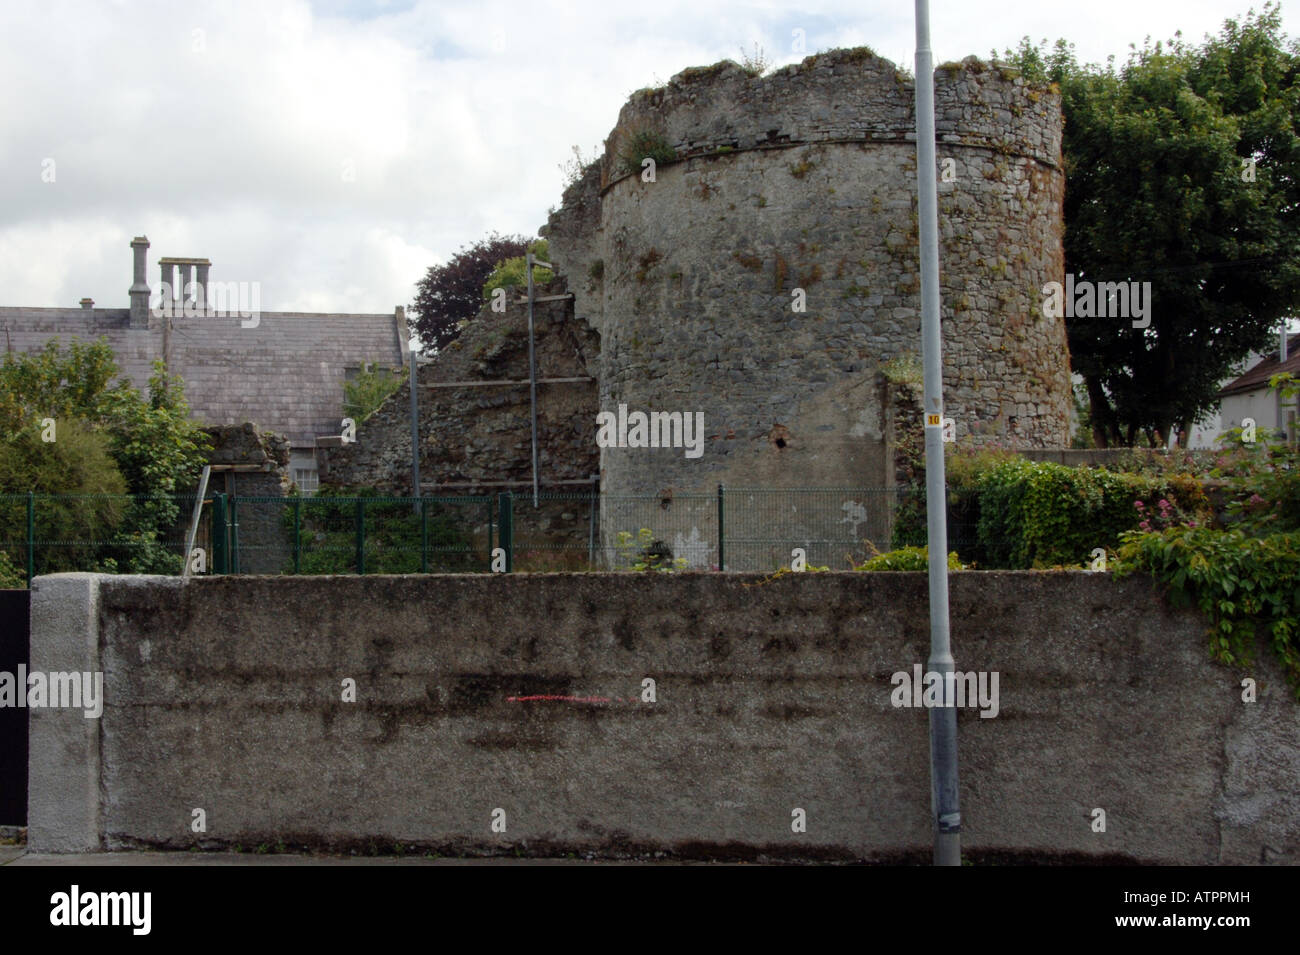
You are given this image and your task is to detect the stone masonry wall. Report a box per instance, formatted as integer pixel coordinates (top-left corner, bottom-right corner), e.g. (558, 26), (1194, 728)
(318, 283), (601, 565)
(544, 50), (1072, 557)
(200, 423), (292, 574)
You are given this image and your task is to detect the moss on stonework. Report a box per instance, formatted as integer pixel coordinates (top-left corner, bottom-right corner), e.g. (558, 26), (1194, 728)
(673, 61), (736, 85)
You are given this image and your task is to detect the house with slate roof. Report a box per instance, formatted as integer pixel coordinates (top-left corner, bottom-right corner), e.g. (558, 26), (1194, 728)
(0, 236), (407, 491)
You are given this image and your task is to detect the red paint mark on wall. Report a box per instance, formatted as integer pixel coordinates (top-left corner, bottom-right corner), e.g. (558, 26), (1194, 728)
(506, 694), (642, 704)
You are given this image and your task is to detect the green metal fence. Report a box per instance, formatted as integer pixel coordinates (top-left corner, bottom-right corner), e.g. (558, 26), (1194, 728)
(0, 491), (204, 585)
(2, 486), (979, 583)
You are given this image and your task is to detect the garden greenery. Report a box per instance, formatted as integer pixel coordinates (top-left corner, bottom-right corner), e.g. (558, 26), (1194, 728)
(281, 487), (477, 575)
(0, 340), (210, 579)
(894, 453), (1210, 569)
(856, 545), (963, 572)
(1115, 528), (1300, 698)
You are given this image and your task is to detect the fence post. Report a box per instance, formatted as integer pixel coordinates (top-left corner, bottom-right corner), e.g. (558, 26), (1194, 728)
(587, 476), (598, 567)
(717, 484), (725, 572)
(354, 498), (365, 575)
(25, 492), (34, 587)
(210, 493), (226, 573)
(497, 492), (513, 572)
(229, 496), (240, 574)
(292, 497), (301, 575)
(420, 497), (428, 574)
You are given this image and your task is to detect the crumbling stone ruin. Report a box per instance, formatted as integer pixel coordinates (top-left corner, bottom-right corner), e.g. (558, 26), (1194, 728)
(323, 47), (1073, 567)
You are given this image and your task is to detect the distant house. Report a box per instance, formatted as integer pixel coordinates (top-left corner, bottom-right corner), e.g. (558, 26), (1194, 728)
(1216, 332), (1300, 444)
(0, 236), (407, 491)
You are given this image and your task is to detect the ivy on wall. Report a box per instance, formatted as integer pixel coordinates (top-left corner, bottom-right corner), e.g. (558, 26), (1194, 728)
(1115, 528), (1300, 698)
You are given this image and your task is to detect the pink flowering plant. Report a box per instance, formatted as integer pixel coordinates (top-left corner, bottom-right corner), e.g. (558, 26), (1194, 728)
(1132, 496), (1199, 533)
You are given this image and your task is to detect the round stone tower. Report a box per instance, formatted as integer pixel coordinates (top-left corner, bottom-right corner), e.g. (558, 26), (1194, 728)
(545, 48), (1071, 567)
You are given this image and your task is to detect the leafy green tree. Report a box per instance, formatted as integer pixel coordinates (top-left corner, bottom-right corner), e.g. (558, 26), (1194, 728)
(1004, 5), (1300, 446)
(0, 338), (118, 434)
(411, 233), (529, 354)
(481, 239), (552, 302)
(0, 419), (127, 577)
(0, 549), (24, 588)
(96, 361), (211, 573)
(0, 340), (210, 575)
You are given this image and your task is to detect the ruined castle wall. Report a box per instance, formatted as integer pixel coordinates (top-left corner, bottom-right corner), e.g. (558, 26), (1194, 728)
(320, 287), (598, 494)
(318, 286), (601, 563)
(545, 51), (1071, 564)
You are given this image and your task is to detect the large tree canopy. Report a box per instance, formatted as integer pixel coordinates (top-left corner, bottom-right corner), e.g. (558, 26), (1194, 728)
(1006, 4), (1300, 446)
(410, 233), (529, 354)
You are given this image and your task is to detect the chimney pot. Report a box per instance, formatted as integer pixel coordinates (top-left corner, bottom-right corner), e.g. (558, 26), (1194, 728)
(79, 297), (94, 310)
(129, 235), (151, 328)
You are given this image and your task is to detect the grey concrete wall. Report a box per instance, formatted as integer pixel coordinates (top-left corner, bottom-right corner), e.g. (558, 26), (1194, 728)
(27, 571), (1299, 863)
(27, 575), (101, 851)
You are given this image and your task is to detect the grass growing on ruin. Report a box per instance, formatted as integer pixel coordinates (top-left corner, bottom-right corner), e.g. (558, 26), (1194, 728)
(616, 129), (677, 178)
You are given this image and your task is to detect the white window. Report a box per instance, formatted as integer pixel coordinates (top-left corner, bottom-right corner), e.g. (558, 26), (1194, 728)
(293, 468), (319, 494)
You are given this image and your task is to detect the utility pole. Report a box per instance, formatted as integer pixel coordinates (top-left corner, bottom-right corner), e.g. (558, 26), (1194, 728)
(914, 0), (962, 866)
(405, 307), (421, 513)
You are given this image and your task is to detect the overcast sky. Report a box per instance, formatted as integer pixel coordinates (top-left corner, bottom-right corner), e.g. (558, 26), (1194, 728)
(0, 0), (1289, 315)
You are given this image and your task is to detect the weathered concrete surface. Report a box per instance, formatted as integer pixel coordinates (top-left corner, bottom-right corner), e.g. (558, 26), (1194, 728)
(27, 574), (101, 852)
(5, 852), (674, 866)
(27, 572), (1300, 862)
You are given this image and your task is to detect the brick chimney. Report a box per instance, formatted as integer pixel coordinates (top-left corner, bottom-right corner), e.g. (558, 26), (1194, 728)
(79, 297), (93, 310)
(129, 236), (150, 328)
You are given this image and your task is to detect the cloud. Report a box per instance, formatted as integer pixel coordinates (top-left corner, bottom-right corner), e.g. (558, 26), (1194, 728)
(0, 0), (1292, 312)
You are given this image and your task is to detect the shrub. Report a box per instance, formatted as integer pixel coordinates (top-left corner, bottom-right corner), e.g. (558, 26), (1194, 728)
(1212, 376), (1299, 534)
(856, 545), (963, 572)
(95, 361), (210, 574)
(558, 143), (600, 190)
(344, 363), (405, 423)
(616, 128), (677, 178)
(0, 419), (127, 576)
(1115, 527), (1300, 697)
(283, 487), (479, 574)
(737, 42), (772, 77)
(482, 239), (552, 302)
(0, 343), (209, 576)
(614, 528), (686, 572)
(0, 548), (27, 588)
(893, 453), (1210, 568)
